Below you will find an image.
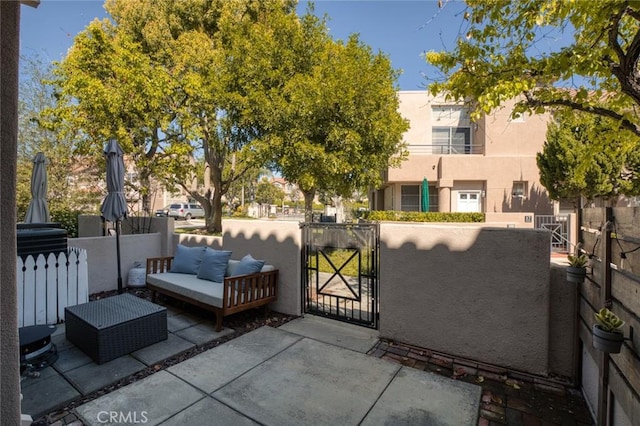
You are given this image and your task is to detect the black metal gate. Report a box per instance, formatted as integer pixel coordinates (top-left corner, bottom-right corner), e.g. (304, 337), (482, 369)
(301, 222), (379, 329)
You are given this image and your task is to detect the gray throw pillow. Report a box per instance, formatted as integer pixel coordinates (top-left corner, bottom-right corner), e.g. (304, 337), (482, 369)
(170, 245), (206, 274)
(197, 248), (232, 283)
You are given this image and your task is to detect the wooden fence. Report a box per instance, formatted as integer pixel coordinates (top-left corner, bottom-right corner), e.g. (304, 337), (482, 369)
(17, 249), (89, 327)
(578, 207), (640, 425)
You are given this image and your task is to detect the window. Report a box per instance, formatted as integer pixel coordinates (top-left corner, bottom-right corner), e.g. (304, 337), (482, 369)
(401, 185), (420, 211)
(512, 181), (527, 198)
(431, 105), (472, 154)
(432, 127), (471, 154)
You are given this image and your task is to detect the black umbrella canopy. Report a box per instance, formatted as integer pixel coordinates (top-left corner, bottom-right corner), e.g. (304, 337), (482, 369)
(100, 139), (127, 294)
(24, 152), (50, 223)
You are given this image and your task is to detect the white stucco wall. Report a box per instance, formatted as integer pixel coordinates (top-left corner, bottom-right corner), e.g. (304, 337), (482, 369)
(68, 219), (576, 376)
(221, 220), (302, 316)
(70, 233), (162, 294)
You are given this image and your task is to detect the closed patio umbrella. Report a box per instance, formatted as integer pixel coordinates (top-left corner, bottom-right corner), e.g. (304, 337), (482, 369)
(421, 177), (430, 213)
(100, 139), (127, 294)
(24, 152), (50, 223)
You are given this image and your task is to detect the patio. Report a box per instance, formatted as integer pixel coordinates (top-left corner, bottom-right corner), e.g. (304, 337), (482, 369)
(21, 292), (594, 426)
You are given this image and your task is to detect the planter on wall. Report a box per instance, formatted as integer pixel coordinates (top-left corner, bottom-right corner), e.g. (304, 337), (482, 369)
(566, 266), (587, 283)
(592, 324), (624, 354)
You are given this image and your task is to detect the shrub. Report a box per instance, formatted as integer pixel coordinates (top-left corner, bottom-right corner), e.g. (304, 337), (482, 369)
(361, 210), (484, 223)
(50, 209), (81, 238)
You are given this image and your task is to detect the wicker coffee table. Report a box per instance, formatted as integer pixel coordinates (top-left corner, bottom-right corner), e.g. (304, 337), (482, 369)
(65, 293), (167, 364)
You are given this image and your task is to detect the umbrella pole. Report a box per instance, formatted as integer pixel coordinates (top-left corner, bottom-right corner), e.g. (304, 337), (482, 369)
(116, 220), (123, 294)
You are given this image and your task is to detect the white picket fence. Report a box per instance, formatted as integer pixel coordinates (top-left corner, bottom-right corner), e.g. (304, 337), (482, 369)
(17, 248), (89, 327)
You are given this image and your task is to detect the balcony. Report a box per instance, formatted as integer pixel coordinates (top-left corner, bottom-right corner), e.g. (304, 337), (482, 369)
(407, 143), (484, 155)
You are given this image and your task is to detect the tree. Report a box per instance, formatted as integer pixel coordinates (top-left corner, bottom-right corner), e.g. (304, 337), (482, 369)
(255, 178), (285, 206)
(48, 15), (175, 216)
(17, 54), (102, 219)
(253, 11), (409, 221)
(426, 1), (640, 139)
(50, 0), (298, 233)
(537, 111), (640, 205)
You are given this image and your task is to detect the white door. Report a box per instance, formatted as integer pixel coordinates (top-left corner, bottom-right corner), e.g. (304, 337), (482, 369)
(458, 192), (481, 212)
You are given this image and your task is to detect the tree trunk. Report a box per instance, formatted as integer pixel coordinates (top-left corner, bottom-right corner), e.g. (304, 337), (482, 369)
(206, 189), (223, 234)
(303, 189), (315, 223)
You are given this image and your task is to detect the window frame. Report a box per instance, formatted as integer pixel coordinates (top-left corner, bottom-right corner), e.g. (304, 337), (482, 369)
(512, 181), (528, 198)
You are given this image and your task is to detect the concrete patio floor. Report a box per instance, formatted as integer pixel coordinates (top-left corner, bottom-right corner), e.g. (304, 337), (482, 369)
(22, 308), (482, 425)
(22, 298), (592, 426)
(73, 322), (480, 426)
(21, 303), (235, 420)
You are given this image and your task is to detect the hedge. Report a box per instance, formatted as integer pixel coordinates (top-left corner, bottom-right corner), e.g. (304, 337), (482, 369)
(50, 209), (81, 238)
(361, 210), (484, 223)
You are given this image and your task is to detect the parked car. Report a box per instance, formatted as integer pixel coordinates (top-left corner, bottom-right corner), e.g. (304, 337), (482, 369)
(167, 203), (205, 220)
(155, 205), (171, 217)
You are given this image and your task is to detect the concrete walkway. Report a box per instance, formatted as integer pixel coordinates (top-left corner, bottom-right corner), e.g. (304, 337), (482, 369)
(72, 317), (481, 426)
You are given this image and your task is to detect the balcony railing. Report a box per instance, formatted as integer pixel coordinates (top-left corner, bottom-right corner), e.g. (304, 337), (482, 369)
(408, 143), (484, 155)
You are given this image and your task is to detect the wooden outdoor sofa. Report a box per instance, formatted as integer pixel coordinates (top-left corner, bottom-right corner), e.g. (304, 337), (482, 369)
(145, 256), (278, 332)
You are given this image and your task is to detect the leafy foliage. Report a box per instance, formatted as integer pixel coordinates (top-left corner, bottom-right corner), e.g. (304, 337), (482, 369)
(362, 210), (484, 223)
(252, 9), (409, 220)
(426, 1), (640, 140)
(50, 0), (408, 231)
(567, 253), (588, 268)
(537, 111), (640, 204)
(50, 209), (81, 238)
(17, 55), (102, 220)
(255, 178), (285, 206)
(594, 308), (625, 332)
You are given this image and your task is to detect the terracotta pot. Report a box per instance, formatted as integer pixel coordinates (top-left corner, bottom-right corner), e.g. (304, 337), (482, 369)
(592, 324), (624, 353)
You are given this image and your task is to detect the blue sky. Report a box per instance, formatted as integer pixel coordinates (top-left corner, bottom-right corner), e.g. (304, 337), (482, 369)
(20, 0), (469, 90)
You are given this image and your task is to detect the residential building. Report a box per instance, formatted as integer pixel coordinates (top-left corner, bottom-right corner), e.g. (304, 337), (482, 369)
(270, 177), (303, 204)
(371, 91), (554, 217)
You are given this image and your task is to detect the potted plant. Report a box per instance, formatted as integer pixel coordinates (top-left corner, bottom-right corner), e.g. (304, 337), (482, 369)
(593, 308), (625, 353)
(566, 253), (588, 283)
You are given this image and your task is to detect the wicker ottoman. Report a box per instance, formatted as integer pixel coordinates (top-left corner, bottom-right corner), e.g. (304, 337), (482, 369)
(65, 293), (167, 364)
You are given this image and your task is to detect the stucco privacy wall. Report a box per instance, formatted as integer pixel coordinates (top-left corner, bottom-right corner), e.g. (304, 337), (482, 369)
(79, 215), (175, 257)
(221, 220), (302, 316)
(379, 223), (551, 374)
(70, 233), (162, 294)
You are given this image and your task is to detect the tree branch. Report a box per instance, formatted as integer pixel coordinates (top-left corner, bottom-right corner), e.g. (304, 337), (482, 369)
(607, 5), (626, 68)
(523, 91), (640, 137)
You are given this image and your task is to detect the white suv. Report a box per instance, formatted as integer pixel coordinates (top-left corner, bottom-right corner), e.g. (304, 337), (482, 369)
(167, 203), (205, 220)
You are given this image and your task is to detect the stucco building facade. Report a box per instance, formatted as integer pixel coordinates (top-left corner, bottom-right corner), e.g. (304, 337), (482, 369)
(371, 91), (555, 217)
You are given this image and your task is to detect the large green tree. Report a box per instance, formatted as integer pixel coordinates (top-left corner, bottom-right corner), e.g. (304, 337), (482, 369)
(253, 11), (409, 220)
(426, 1), (640, 139)
(537, 111), (640, 205)
(50, 0), (296, 233)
